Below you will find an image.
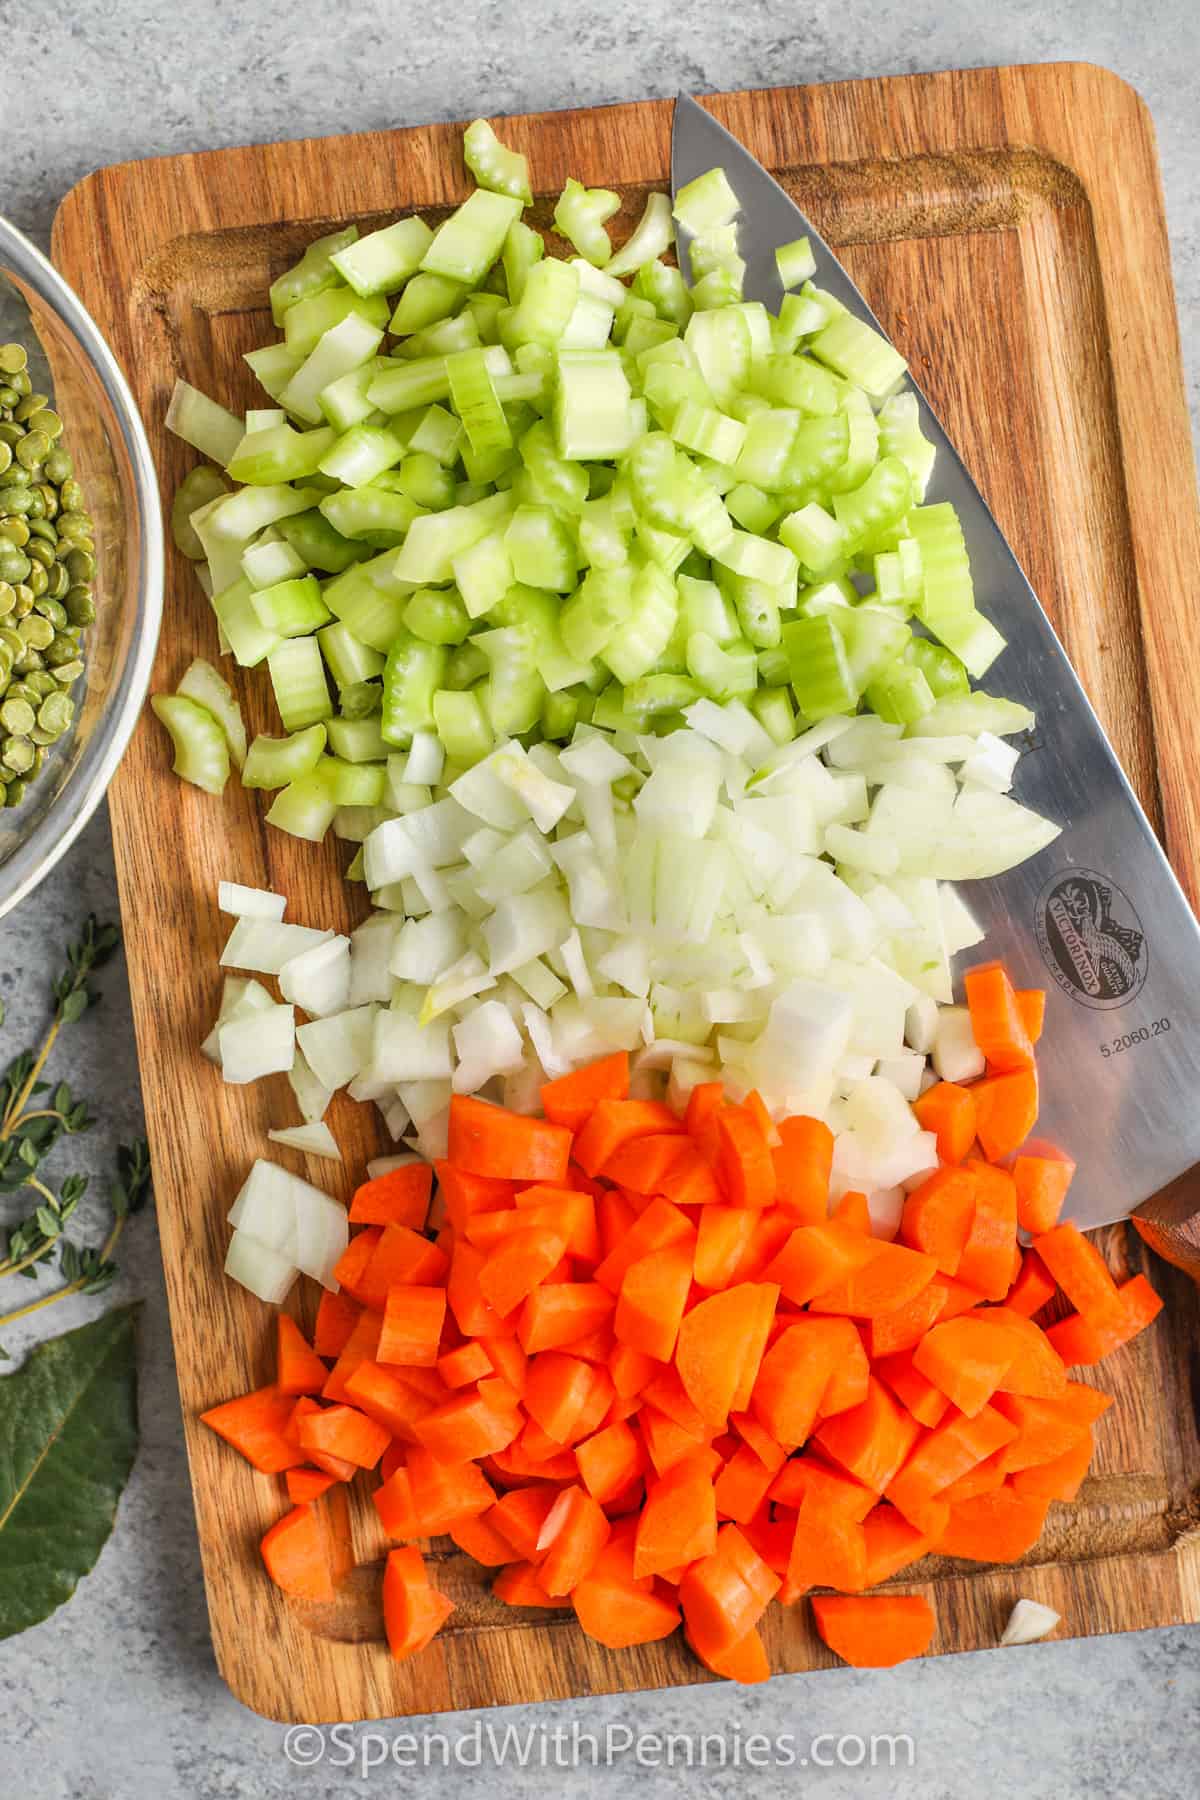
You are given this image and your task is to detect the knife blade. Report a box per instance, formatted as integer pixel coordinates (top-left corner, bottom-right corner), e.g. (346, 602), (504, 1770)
(672, 93), (1200, 1231)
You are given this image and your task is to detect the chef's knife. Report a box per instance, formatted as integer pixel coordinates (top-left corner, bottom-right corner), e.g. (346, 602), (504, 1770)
(672, 93), (1200, 1242)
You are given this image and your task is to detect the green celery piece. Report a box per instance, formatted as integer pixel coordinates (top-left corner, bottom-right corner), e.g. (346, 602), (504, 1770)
(502, 220), (545, 306)
(775, 235), (817, 290)
(783, 414), (851, 492)
(321, 753), (387, 806)
(226, 424), (337, 486)
(733, 409), (801, 491)
(560, 564), (635, 661)
(715, 566), (785, 650)
(318, 621), (385, 689)
(624, 672), (702, 719)
(398, 311), (481, 360)
(319, 423), (406, 488)
(677, 574), (737, 644)
(331, 217), (434, 297)
(713, 528), (796, 591)
(906, 636), (969, 699)
(283, 288), (390, 358)
(553, 178), (620, 268)
(280, 313), (384, 424)
(327, 714), (390, 762)
(207, 481), (317, 541)
(622, 316), (678, 358)
(242, 722), (327, 788)
(511, 259), (579, 348)
(465, 292), (508, 344)
(835, 604), (911, 691)
(825, 387), (879, 495)
(391, 272), (469, 335)
(268, 636), (333, 731)
(270, 226), (359, 325)
(725, 482), (780, 535)
(368, 357), (453, 414)
(673, 166), (740, 234)
(474, 626), (546, 734)
(394, 452), (455, 510)
(393, 490), (516, 584)
(590, 681), (638, 732)
(782, 614), (858, 718)
(241, 536), (306, 589)
(922, 608), (1006, 680)
(408, 404), (463, 466)
(433, 687), (493, 763)
(778, 502), (846, 574)
(150, 694), (230, 794)
(772, 292), (827, 353)
(602, 561), (678, 684)
(454, 529), (514, 618)
(866, 660), (936, 725)
(521, 417), (590, 512)
(317, 359), (391, 432)
(577, 494), (631, 570)
(403, 586), (473, 645)
(797, 576), (856, 619)
(636, 517), (691, 574)
(447, 346), (512, 454)
(909, 502), (975, 620)
(444, 639), (490, 691)
(322, 548), (414, 651)
(319, 486), (424, 547)
(632, 259), (693, 327)
(810, 310), (907, 400)
(211, 577), (281, 668)
(831, 456), (914, 555)
(906, 691), (1034, 739)
(381, 632), (448, 744)
(606, 193), (674, 280)
(685, 631), (757, 701)
(541, 688), (578, 740)
(463, 119), (533, 204)
(752, 352), (840, 416)
(265, 770), (340, 842)
(685, 307), (753, 408)
(612, 293), (656, 344)
(244, 342), (304, 402)
(421, 189), (524, 286)
(505, 504), (577, 591)
(277, 508), (370, 573)
(691, 265), (745, 310)
(750, 683), (796, 745)
(491, 585), (598, 691)
(249, 574), (332, 637)
(669, 400), (746, 466)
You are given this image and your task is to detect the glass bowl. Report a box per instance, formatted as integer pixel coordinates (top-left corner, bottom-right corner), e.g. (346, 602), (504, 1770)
(0, 214), (163, 921)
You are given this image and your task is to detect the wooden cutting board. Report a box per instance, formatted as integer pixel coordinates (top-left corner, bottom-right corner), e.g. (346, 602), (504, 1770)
(53, 65), (1200, 1724)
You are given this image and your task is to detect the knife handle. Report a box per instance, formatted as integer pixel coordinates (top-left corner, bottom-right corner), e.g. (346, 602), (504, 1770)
(1132, 1169), (1200, 1287)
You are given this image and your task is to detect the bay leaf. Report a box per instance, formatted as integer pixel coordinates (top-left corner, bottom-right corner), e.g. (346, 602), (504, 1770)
(0, 1305), (139, 1638)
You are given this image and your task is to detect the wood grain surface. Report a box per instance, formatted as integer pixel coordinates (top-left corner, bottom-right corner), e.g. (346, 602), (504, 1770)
(52, 65), (1200, 1723)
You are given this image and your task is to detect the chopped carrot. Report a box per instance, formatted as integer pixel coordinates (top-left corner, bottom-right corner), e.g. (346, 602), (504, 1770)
(714, 1106), (776, 1208)
(492, 1562), (571, 1608)
(782, 1491), (867, 1601)
(285, 1396), (357, 1481)
(808, 1241), (938, 1319)
(511, 1184), (601, 1260)
(1033, 1221), (1125, 1327)
(343, 1361), (433, 1441)
(639, 1405), (710, 1476)
(576, 1418), (643, 1505)
(261, 1504), (335, 1602)
(866, 1279), (954, 1359)
(685, 1081), (726, 1143)
(763, 1219), (881, 1307)
(973, 1068), (1039, 1162)
(615, 1242), (694, 1362)
(1009, 1431), (1094, 1502)
(574, 1099), (685, 1178)
(635, 1452), (719, 1579)
(911, 1314), (1018, 1416)
(676, 1283), (774, 1427)
(378, 1284), (447, 1368)
(751, 1317), (854, 1448)
(872, 1350), (952, 1428)
(768, 1455), (877, 1521)
(900, 1167), (977, 1277)
(912, 1082), (978, 1165)
(1045, 1274), (1163, 1365)
(814, 1378), (920, 1493)
(957, 1164), (1018, 1300)
(437, 1341), (493, 1388)
(601, 1133), (722, 1207)
(276, 1315), (329, 1396)
(730, 1412), (787, 1473)
(540, 1052), (630, 1130)
(812, 1593), (935, 1667)
(574, 1549), (681, 1649)
(477, 1227), (567, 1320)
(1005, 1250), (1058, 1318)
(537, 1484), (611, 1594)
(729, 1209), (795, 1286)
(350, 1163), (432, 1228)
(679, 1523), (780, 1658)
(448, 1095), (572, 1182)
(406, 1448), (495, 1533)
(298, 1402), (391, 1471)
(694, 1203), (760, 1290)
(714, 1444), (776, 1524)
(449, 1509), (521, 1566)
(886, 1405), (1018, 1527)
(987, 1308), (1068, 1397)
(964, 962), (1034, 1071)
(1013, 1149), (1075, 1235)
(201, 1384), (307, 1474)
(285, 1466), (338, 1504)
(357, 1223), (449, 1311)
(382, 1546), (454, 1659)
(413, 1390), (522, 1461)
(771, 1115), (834, 1221)
(594, 1195), (694, 1293)
(596, 1186), (639, 1261)
(861, 1506), (940, 1586)
(992, 1385), (1110, 1473)
(331, 1227), (383, 1304)
(435, 1163), (517, 1235)
(830, 1188), (871, 1233)
(936, 1484), (1051, 1562)
(1016, 987), (1046, 1043)
(728, 1283), (780, 1414)
(938, 1446), (1010, 1504)
(518, 1281), (614, 1353)
(313, 1289), (361, 1359)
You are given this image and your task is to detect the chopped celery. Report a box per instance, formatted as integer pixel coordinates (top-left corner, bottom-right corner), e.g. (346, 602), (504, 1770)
(782, 615), (857, 718)
(502, 220), (545, 305)
(408, 404), (463, 466)
(403, 586), (473, 645)
(331, 217), (434, 296)
(750, 683), (795, 745)
(866, 661), (936, 725)
(319, 423), (406, 488)
(923, 608), (1006, 680)
(166, 381), (243, 466)
(906, 636), (969, 699)
(326, 715), (389, 762)
(277, 508), (368, 573)
(633, 259), (693, 327)
(244, 342), (304, 403)
(381, 633), (448, 744)
(421, 189), (524, 285)
(602, 561), (678, 684)
(624, 672), (702, 719)
(560, 564), (635, 661)
(318, 622), (385, 689)
(454, 530), (514, 618)
(464, 119), (533, 204)
(368, 358), (452, 414)
(322, 754), (387, 806)
(447, 346), (512, 453)
(242, 723), (327, 789)
(725, 482), (779, 534)
(319, 485), (423, 546)
(775, 236), (816, 290)
(505, 504), (577, 591)
(212, 578), (282, 668)
(268, 637), (333, 731)
(227, 423), (337, 486)
(669, 400), (746, 465)
(176, 657), (247, 768)
(674, 166), (740, 234)
(553, 179), (620, 267)
(250, 574), (332, 637)
(434, 687), (493, 763)
(391, 273), (468, 335)
(831, 456), (914, 553)
(241, 535), (306, 589)
(394, 490), (515, 584)
(511, 258), (578, 348)
(778, 501), (846, 574)
(270, 226), (358, 324)
(476, 626), (545, 734)
(605, 192), (674, 280)
(283, 288), (390, 358)
(280, 312), (383, 424)
(265, 771), (340, 842)
(400, 311), (480, 359)
(810, 310), (907, 400)
(686, 631), (757, 701)
(150, 695), (230, 795)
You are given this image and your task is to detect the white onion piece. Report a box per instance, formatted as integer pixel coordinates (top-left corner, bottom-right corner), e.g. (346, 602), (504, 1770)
(221, 918), (332, 974)
(269, 1122), (342, 1162)
(1001, 1599), (1061, 1646)
(218, 881), (286, 920)
(366, 1151), (422, 1180)
(290, 1180), (349, 1288)
(287, 1048), (334, 1123)
(201, 976), (275, 1063)
(225, 1230), (296, 1305)
(932, 1005), (987, 1082)
(278, 934), (352, 1017)
(296, 1004), (378, 1090)
(867, 1185), (905, 1240)
(219, 1002), (295, 1084)
(227, 1160), (300, 1253)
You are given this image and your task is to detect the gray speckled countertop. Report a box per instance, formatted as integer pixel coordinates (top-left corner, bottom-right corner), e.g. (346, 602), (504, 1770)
(2, 3), (1198, 1795)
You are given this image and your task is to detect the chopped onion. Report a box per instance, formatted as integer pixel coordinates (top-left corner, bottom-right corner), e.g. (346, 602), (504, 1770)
(219, 1002), (295, 1084)
(1001, 1599), (1061, 1646)
(268, 1121), (342, 1161)
(224, 1230), (296, 1305)
(218, 881), (287, 920)
(278, 934), (352, 1017)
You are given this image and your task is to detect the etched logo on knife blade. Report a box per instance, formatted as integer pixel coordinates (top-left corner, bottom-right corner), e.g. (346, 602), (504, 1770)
(1035, 870), (1147, 1010)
